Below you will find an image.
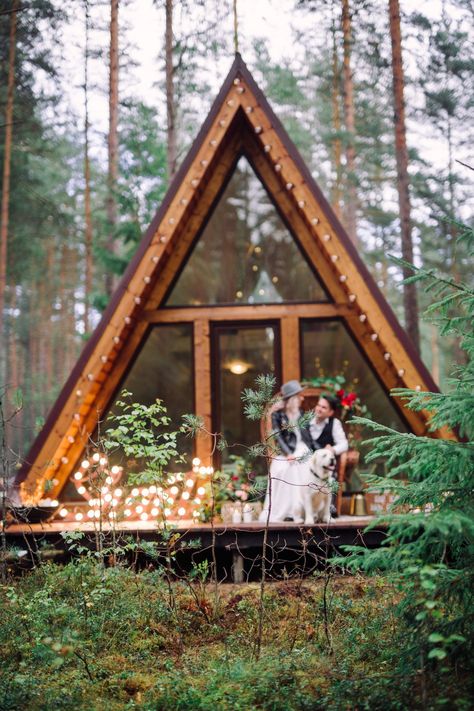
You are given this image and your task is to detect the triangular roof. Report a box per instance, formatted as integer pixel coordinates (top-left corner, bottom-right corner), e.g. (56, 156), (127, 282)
(16, 54), (441, 506)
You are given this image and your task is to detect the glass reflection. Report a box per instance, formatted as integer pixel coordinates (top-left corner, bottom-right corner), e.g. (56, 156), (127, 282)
(301, 319), (406, 431)
(217, 325), (278, 467)
(166, 156), (329, 306)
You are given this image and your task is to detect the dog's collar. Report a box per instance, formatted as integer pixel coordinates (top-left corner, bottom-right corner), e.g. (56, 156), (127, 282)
(310, 466), (333, 481)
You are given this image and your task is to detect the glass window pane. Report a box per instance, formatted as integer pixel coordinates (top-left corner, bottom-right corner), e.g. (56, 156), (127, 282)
(166, 156), (329, 306)
(62, 325), (194, 501)
(301, 319), (407, 431)
(216, 325), (279, 468)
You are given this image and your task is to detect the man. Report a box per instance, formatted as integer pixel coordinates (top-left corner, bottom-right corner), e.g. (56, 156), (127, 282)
(309, 394), (348, 517)
(309, 394), (348, 455)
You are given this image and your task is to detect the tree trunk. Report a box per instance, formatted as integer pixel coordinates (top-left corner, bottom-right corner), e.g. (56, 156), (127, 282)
(341, 0), (357, 244)
(165, 0), (177, 181)
(84, 0), (93, 333)
(389, 0), (420, 351)
(105, 0), (119, 299)
(0, 0), (19, 380)
(331, 18), (343, 220)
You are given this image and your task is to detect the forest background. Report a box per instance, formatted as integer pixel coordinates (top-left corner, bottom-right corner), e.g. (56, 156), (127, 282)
(0, 0), (473, 460)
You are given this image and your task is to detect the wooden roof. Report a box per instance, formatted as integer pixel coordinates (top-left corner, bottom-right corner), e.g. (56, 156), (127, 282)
(16, 54), (441, 506)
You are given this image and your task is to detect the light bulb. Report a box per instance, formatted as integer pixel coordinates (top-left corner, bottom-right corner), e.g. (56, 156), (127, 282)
(74, 472), (82, 480)
(197, 487), (205, 496)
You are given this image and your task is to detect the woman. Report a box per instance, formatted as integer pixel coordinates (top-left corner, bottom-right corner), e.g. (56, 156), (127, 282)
(259, 380), (314, 522)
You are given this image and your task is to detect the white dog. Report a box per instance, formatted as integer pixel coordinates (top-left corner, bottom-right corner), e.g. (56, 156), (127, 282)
(291, 448), (336, 524)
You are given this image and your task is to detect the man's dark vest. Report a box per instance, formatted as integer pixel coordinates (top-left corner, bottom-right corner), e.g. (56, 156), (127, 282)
(313, 418), (335, 449)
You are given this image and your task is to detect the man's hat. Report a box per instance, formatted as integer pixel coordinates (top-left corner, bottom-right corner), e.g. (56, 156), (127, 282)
(280, 380), (304, 399)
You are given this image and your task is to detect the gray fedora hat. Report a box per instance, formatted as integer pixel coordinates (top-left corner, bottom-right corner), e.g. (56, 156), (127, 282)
(280, 380), (304, 399)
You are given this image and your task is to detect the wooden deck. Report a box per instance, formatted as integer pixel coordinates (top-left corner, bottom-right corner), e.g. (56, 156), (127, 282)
(5, 516), (385, 581)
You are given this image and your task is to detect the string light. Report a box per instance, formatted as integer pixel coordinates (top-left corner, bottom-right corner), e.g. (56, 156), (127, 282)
(398, 368), (405, 377)
(349, 294), (356, 302)
(384, 352), (391, 361)
(298, 200), (305, 208)
(359, 314), (367, 322)
(245, 106), (253, 114)
(255, 126), (262, 134)
(339, 275), (347, 282)
(264, 144), (272, 153)
(370, 334), (378, 341)
(311, 217), (319, 225)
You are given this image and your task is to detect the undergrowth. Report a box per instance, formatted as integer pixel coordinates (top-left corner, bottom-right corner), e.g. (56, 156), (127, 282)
(0, 562), (471, 710)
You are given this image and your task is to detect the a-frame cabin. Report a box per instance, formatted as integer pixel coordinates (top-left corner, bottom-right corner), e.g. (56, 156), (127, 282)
(15, 55), (440, 521)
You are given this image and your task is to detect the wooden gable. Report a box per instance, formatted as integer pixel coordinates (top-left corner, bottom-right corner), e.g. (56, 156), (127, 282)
(16, 54), (441, 506)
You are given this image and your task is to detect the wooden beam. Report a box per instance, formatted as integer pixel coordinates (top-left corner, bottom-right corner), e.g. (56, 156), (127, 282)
(281, 317), (300, 382)
(193, 320), (213, 465)
(143, 303), (349, 323)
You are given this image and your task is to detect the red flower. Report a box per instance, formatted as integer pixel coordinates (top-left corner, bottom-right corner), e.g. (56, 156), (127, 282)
(342, 392), (357, 407)
(336, 389), (345, 398)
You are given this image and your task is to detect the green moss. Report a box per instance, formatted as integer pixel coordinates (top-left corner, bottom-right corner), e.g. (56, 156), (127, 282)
(0, 563), (471, 710)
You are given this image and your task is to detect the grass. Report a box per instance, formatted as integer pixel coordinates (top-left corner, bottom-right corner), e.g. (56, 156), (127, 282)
(0, 561), (471, 710)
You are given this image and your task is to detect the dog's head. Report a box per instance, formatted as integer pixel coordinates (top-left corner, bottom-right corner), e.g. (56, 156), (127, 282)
(311, 448), (336, 480)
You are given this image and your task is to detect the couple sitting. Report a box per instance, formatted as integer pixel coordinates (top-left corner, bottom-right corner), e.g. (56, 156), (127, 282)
(259, 379), (348, 522)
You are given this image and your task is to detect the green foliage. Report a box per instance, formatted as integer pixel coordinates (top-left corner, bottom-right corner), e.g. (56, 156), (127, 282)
(105, 390), (185, 486)
(4, 568), (470, 710)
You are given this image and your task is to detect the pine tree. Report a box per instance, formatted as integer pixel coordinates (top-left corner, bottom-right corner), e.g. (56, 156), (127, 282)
(342, 228), (474, 700)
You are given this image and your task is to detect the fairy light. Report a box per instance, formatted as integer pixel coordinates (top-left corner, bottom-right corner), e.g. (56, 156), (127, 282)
(298, 200), (305, 208)
(75, 513), (83, 522)
(134, 296), (141, 305)
(186, 479), (194, 488)
(286, 182), (293, 190)
(274, 164), (281, 172)
(76, 389), (83, 397)
(323, 234), (331, 242)
(149, 485), (157, 494)
(142, 488), (149, 497)
(87, 510), (94, 519)
(264, 144), (272, 152)
(178, 507), (186, 516)
(74, 472), (82, 480)
(59, 508), (68, 518)
(92, 453), (100, 462)
(370, 334), (378, 341)
(194, 497), (201, 505)
(124, 316), (131, 324)
(359, 314), (367, 322)
(100, 486), (108, 494)
(167, 475), (176, 484)
(384, 352), (391, 361)
(164, 508), (171, 517)
(197, 486), (206, 496)
(136, 505), (143, 514)
(170, 486), (179, 495)
(245, 106), (253, 113)
(61, 457), (69, 464)
(131, 488), (139, 497)
(114, 488), (122, 498)
(111, 465), (120, 475)
(415, 385), (422, 392)
(398, 368), (405, 377)
(311, 217), (319, 225)
(124, 509), (131, 517)
(151, 507), (159, 516)
(339, 275), (347, 282)
(192, 457), (201, 466)
(68, 436), (75, 444)
(101, 355), (108, 363)
(331, 254), (339, 262)
(182, 491), (190, 500)
(77, 486), (86, 495)
(140, 512), (148, 521)
(349, 294), (356, 303)
(113, 336), (120, 343)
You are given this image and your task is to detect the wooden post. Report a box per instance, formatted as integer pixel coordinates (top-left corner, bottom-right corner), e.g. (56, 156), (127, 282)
(281, 316), (300, 383)
(194, 319), (213, 465)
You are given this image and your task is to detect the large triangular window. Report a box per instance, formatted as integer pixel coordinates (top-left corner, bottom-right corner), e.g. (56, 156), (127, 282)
(165, 156), (330, 306)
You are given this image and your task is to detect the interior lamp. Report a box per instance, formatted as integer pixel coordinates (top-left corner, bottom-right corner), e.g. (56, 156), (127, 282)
(227, 360), (250, 375)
